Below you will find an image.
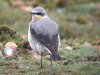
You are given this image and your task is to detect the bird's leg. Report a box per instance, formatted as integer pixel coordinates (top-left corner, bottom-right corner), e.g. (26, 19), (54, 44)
(40, 52), (43, 68)
(50, 55), (52, 67)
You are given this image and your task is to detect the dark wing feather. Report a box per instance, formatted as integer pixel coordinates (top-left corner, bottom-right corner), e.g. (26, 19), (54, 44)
(30, 25), (59, 52)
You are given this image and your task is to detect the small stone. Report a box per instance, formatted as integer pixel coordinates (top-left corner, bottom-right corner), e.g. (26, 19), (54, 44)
(64, 46), (73, 50)
(83, 42), (92, 48)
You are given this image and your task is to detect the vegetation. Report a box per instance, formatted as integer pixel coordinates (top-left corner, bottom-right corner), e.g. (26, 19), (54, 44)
(0, 45), (100, 75)
(0, 0), (100, 75)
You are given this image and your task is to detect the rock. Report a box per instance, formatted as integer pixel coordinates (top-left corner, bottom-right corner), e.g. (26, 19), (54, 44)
(3, 42), (18, 58)
(5, 42), (17, 51)
(11, 0), (32, 12)
(28, 50), (41, 60)
(3, 47), (13, 57)
(22, 35), (28, 40)
(83, 42), (93, 48)
(64, 46), (73, 50)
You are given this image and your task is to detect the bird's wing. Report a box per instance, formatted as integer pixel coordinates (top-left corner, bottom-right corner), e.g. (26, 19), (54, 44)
(30, 27), (59, 51)
(30, 22), (59, 52)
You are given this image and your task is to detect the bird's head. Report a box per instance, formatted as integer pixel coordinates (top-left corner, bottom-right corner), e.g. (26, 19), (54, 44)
(30, 7), (47, 21)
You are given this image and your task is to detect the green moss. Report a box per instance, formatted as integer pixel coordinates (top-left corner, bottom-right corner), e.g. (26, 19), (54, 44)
(0, 25), (16, 37)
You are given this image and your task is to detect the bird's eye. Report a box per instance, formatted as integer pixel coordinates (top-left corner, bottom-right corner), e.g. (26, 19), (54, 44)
(33, 13), (44, 16)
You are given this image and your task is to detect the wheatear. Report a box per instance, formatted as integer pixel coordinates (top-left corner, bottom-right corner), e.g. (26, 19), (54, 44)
(28, 7), (61, 68)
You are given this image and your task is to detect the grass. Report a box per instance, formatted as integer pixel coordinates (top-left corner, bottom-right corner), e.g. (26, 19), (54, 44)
(0, 0), (100, 75)
(0, 46), (100, 75)
(0, 0), (100, 40)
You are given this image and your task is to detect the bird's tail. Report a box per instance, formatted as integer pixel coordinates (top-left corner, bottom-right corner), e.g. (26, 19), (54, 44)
(51, 52), (61, 61)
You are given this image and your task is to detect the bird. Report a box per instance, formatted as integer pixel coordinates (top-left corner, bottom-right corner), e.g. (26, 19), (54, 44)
(28, 7), (61, 68)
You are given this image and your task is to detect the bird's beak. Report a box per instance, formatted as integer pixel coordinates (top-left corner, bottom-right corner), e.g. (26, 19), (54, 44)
(30, 12), (34, 14)
(30, 11), (37, 14)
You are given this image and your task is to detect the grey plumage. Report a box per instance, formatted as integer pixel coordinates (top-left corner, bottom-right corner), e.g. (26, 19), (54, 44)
(30, 7), (47, 15)
(30, 16), (58, 38)
(28, 7), (61, 61)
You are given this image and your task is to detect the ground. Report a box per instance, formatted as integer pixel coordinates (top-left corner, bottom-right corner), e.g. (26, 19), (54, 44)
(0, 0), (100, 75)
(0, 42), (100, 75)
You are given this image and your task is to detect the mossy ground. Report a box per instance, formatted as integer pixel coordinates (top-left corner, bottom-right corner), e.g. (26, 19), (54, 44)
(0, 0), (100, 75)
(0, 45), (100, 75)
